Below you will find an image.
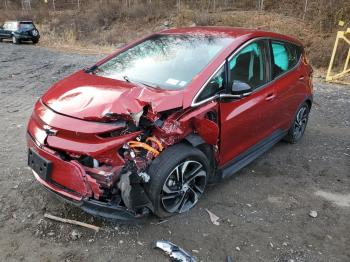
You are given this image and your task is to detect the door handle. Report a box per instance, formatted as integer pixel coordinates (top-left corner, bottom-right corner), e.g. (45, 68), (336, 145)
(265, 93), (276, 101)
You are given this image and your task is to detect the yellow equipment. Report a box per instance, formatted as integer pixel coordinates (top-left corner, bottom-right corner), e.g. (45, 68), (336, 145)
(326, 21), (350, 84)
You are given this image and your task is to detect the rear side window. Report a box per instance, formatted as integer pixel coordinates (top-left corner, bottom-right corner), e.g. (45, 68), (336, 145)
(3, 22), (18, 31)
(271, 41), (302, 78)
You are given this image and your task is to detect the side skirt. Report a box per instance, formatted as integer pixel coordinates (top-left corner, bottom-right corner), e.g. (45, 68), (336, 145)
(219, 129), (287, 179)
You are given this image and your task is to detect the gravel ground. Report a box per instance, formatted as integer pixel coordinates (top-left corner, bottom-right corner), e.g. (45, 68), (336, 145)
(0, 43), (349, 262)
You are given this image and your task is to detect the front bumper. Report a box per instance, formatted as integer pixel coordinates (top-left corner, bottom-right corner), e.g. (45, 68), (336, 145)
(32, 168), (149, 223)
(26, 100), (151, 222)
(28, 135), (149, 223)
(14, 32), (40, 41)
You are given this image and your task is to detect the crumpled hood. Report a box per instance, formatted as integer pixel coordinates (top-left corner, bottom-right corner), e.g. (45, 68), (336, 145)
(41, 70), (185, 121)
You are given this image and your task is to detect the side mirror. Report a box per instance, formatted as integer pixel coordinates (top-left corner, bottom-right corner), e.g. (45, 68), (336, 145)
(231, 80), (253, 96)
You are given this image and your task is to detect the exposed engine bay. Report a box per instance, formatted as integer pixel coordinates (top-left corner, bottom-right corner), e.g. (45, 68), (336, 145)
(28, 98), (220, 219)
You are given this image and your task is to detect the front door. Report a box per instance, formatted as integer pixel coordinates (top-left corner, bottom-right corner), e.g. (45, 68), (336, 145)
(219, 39), (277, 166)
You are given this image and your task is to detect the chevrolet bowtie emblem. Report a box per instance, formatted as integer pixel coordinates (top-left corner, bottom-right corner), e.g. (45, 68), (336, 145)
(43, 125), (58, 136)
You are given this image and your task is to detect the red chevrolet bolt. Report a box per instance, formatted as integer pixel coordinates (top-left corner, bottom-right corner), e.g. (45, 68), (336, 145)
(27, 27), (313, 221)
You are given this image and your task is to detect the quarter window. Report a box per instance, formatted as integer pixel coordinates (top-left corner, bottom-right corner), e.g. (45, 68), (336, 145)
(228, 41), (269, 90)
(271, 41), (301, 78)
(195, 65), (226, 102)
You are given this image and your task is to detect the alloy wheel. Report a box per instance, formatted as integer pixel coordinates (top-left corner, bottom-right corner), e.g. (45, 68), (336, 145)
(293, 106), (308, 140)
(161, 160), (207, 213)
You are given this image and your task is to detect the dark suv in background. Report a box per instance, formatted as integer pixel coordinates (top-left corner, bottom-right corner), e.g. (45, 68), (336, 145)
(0, 20), (40, 44)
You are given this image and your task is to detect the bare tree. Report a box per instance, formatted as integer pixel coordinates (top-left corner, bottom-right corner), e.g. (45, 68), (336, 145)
(177, 0), (181, 12)
(258, 0), (264, 10)
(21, 0), (32, 12)
(303, 0), (309, 20)
(4, 0), (9, 9)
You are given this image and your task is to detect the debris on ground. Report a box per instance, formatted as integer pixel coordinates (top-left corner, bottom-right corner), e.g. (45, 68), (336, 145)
(44, 213), (100, 232)
(309, 210), (318, 218)
(70, 230), (82, 241)
(205, 208), (220, 226)
(150, 219), (168, 225)
(153, 240), (196, 262)
(227, 255), (233, 262)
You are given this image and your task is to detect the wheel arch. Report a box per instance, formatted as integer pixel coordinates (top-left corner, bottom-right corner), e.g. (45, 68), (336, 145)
(183, 134), (217, 177)
(305, 96), (312, 109)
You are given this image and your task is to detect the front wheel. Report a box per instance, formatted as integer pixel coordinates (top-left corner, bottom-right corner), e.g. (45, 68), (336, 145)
(284, 102), (310, 143)
(146, 143), (210, 218)
(12, 36), (20, 44)
(32, 39), (39, 44)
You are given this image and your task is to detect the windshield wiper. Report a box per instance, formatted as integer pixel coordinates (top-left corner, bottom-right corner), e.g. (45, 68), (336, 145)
(122, 75), (159, 89)
(85, 65), (99, 74)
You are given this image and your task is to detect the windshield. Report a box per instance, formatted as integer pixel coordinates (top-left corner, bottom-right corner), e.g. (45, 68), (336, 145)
(95, 34), (233, 90)
(20, 23), (34, 30)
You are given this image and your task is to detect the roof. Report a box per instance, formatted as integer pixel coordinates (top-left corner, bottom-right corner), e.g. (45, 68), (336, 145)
(4, 20), (33, 23)
(160, 26), (257, 38)
(160, 26), (302, 46)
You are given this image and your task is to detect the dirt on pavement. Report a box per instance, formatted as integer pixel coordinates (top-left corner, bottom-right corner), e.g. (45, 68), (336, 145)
(0, 42), (349, 262)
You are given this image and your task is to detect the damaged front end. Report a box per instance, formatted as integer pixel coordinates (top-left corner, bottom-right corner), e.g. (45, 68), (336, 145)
(27, 96), (219, 221)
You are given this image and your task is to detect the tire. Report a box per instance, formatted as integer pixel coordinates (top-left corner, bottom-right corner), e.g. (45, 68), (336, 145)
(12, 36), (19, 44)
(146, 143), (210, 218)
(32, 39), (39, 44)
(284, 102), (310, 144)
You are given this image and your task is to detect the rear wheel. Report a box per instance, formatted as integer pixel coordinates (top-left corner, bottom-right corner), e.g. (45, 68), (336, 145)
(284, 102), (310, 143)
(146, 143), (209, 218)
(12, 36), (20, 44)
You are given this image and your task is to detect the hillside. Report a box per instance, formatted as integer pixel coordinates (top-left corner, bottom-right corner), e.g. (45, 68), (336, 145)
(1, 0), (350, 69)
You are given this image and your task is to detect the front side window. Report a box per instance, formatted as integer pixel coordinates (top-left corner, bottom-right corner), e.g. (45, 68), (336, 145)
(195, 65), (225, 103)
(271, 41), (301, 78)
(95, 34), (233, 90)
(228, 41), (268, 90)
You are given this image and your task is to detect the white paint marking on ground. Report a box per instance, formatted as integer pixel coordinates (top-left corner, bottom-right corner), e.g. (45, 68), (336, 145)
(315, 190), (350, 207)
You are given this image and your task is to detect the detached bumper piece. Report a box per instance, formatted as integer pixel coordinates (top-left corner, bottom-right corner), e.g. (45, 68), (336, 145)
(154, 240), (197, 262)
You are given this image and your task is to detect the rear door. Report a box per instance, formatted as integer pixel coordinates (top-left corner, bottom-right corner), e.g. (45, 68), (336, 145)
(0, 22), (16, 38)
(268, 40), (306, 130)
(219, 39), (278, 165)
